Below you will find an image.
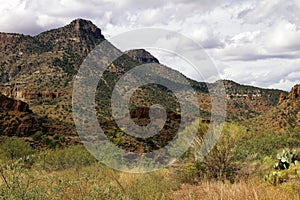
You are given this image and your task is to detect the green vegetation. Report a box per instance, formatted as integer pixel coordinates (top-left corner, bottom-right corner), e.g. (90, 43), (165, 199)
(274, 149), (299, 170)
(0, 120), (299, 199)
(0, 137), (34, 161)
(0, 141), (177, 199)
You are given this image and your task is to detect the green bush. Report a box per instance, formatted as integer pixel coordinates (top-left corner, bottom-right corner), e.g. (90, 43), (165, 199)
(32, 131), (44, 141)
(39, 145), (97, 171)
(0, 137), (34, 161)
(172, 123), (243, 184)
(234, 131), (300, 162)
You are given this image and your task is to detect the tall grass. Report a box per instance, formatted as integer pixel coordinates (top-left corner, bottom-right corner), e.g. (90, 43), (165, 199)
(172, 179), (300, 200)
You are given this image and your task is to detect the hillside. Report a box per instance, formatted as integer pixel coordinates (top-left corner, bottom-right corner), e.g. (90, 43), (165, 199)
(0, 18), (287, 138)
(248, 84), (300, 132)
(221, 80), (286, 121)
(0, 94), (76, 146)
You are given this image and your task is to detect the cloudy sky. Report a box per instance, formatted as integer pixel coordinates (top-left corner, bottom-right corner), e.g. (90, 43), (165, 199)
(0, 0), (299, 91)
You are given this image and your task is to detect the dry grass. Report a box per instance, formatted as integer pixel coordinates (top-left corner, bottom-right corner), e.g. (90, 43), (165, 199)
(172, 179), (300, 200)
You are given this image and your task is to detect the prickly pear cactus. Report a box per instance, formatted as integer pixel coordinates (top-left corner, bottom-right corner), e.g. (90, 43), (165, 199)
(274, 149), (298, 170)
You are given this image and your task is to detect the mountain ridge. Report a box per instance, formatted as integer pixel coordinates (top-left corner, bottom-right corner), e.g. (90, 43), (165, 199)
(0, 18), (289, 127)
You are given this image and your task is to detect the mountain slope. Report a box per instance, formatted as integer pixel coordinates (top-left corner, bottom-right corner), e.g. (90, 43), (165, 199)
(222, 80), (285, 121)
(0, 94), (76, 146)
(0, 18), (287, 125)
(248, 84), (300, 132)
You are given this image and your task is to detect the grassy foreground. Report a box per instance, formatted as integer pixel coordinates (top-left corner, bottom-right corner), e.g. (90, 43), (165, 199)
(0, 123), (299, 199)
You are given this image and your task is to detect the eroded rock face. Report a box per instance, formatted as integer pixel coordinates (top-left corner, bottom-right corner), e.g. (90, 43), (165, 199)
(70, 18), (103, 39)
(0, 94), (31, 113)
(1, 83), (62, 103)
(249, 84), (300, 132)
(279, 92), (287, 104)
(0, 94), (74, 138)
(288, 85), (300, 99)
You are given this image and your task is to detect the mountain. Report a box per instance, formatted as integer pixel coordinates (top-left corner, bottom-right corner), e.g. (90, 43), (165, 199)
(0, 19), (105, 124)
(0, 19), (289, 147)
(124, 51), (286, 121)
(0, 19), (104, 81)
(248, 84), (300, 132)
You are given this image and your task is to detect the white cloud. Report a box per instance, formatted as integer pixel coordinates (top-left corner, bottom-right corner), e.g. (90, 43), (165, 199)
(264, 20), (300, 53)
(0, 0), (298, 90)
(218, 59), (300, 91)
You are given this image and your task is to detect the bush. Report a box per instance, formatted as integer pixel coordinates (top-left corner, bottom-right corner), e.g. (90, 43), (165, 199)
(39, 145), (97, 171)
(198, 129), (241, 183)
(234, 130), (300, 162)
(178, 123), (243, 183)
(32, 131), (44, 141)
(0, 137), (34, 161)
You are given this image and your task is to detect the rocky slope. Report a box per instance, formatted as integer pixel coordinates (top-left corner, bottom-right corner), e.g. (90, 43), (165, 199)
(248, 84), (300, 132)
(125, 49), (159, 64)
(125, 50), (286, 121)
(0, 94), (75, 143)
(222, 80), (285, 121)
(0, 18), (288, 137)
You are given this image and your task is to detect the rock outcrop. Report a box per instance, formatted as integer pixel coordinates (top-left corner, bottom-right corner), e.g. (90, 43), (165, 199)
(288, 84), (300, 99)
(279, 92), (287, 104)
(0, 94), (74, 139)
(125, 49), (160, 64)
(249, 84), (300, 132)
(2, 85), (62, 103)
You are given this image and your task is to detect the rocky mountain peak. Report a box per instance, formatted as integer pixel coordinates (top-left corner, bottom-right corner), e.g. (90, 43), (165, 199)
(288, 84), (300, 99)
(36, 18), (104, 48)
(125, 49), (159, 64)
(68, 18), (103, 39)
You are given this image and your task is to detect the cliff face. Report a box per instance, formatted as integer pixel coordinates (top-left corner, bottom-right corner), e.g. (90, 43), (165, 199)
(0, 94), (31, 113)
(0, 94), (74, 138)
(220, 80), (286, 120)
(1, 82), (62, 103)
(288, 84), (300, 99)
(249, 84), (300, 132)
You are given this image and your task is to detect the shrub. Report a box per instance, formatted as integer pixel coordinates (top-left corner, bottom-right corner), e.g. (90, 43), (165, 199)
(32, 131), (44, 141)
(0, 137), (34, 161)
(198, 126), (241, 183)
(39, 145), (97, 171)
(274, 149), (298, 170)
(177, 123), (243, 183)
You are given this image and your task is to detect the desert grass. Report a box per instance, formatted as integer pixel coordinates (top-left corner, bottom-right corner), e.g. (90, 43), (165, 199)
(172, 179), (300, 200)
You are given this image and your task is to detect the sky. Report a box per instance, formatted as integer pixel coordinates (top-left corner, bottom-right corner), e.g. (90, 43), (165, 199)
(0, 0), (299, 91)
